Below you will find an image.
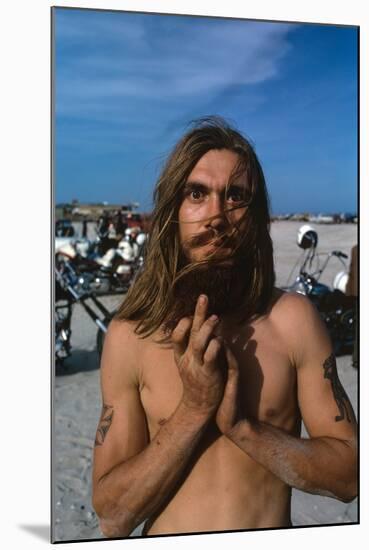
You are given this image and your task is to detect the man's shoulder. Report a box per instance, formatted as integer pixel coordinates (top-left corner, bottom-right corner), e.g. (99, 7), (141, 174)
(102, 319), (171, 390)
(268, 288), (329, 366)
(107, 317), (141, 344)
(269, 288), (321, 331)
(238, 288), (315, 332)
(270, 288), (316, 319)
(107, 318), (164, 348)
(100, 318), (148, 390)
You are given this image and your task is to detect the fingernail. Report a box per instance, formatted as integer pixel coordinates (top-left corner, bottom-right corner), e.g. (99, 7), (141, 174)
(209, 314), (219, 323)
(199, 294), (207, 304)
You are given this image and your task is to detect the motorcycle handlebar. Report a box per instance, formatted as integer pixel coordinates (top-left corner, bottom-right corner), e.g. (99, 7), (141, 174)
(332, 251), (348, 259)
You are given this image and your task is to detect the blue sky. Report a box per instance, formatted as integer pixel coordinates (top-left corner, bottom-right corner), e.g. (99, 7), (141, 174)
(54, 8), (358, 215)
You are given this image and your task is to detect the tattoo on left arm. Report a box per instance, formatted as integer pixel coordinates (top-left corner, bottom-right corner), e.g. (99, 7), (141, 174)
(95, 403), (114, 447)
(323, 353), (352, 423)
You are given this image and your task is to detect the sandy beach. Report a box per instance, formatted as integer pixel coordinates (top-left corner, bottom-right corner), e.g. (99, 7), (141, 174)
(53, 220), (358, 542)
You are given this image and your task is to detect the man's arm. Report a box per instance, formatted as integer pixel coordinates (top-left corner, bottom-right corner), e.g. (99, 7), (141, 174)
(92, 295), (225, 537)
(219, 293), (357, 502)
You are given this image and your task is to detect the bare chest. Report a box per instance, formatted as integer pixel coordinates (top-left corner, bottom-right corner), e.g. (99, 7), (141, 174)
(138, 319), (300, 438)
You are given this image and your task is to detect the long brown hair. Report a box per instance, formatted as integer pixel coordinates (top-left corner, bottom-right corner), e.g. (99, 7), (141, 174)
(115, 116), (275, 337)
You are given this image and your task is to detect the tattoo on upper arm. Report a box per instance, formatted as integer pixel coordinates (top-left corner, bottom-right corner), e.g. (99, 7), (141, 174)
(323, 353), (351, 423)
(94, 403), (114, 447)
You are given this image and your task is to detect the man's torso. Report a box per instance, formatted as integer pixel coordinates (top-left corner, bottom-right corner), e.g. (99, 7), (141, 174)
(134, 290), (301, 534)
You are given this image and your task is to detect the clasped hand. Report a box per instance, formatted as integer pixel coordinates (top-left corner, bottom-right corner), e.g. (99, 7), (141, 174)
(171, 294), (240, 434)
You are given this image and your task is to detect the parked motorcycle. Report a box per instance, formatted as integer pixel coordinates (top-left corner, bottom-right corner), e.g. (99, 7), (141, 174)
(55, 230), (146, 368)
(283, 225), (356, 355)
(55, 234), (144, 296)
(55, 254), (114, 370)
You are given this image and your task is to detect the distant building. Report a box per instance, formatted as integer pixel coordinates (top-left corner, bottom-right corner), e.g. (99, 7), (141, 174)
(55, 202), (140, 221)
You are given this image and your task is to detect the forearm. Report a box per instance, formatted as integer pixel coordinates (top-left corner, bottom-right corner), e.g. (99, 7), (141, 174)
(227, 419), (357, 502)
(93, 401), (211, 537)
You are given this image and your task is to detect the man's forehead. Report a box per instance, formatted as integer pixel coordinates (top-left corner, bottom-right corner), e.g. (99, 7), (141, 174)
(187, 148), (248, 186)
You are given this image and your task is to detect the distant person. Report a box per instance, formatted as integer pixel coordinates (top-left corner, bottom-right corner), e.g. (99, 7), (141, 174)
(55, 221), (63, 237)
(82, 218), (88, 238)
(92, 117), (357, 537)
(115, 210), (128, 239)
(125, 212), (133, 228)
(97, 213), (118, 256)
(346, 244), (358, 369)
(97, 213), (110, 238)
(107, 221), (117, 240)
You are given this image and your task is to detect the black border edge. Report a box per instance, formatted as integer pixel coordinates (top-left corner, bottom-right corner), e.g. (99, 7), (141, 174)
(51, 4), (56, 544)
(51, 4), (359, 29)
(356, 23), (360, 527)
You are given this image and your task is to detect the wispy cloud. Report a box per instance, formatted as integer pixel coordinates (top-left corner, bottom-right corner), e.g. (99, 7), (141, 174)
(55, 9), (296, 117)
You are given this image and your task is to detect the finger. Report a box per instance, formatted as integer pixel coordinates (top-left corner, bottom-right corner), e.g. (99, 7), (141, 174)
(203, 336), (223, 367)
(171, 317), (192, 362)
(223, 345), (240, 418)
(192, 314), (220, 362)
(225, 346), (239, 377)
(191, 294), (208, 335)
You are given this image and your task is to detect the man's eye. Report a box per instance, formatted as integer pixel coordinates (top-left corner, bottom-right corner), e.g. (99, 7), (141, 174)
(227, 190), (244, 203)
(189, 189), (203, 201)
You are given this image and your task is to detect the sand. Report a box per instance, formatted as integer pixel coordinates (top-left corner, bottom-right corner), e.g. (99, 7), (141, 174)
(53, 220), (358, 542)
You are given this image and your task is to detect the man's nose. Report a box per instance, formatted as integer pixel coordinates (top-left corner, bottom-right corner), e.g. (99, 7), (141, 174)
(205, 195), (227, 232)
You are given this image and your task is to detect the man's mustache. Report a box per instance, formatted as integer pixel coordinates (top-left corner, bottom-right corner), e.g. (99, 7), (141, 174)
(183, 228), (238, 250)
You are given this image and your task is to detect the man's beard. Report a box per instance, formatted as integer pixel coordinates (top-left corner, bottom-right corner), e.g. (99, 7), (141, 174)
(163, 249), (251, 333)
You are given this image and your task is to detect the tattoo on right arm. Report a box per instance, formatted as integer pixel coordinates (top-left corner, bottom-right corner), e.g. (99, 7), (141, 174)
(95, 403), (114, 447)
(323, 353), (352, 423)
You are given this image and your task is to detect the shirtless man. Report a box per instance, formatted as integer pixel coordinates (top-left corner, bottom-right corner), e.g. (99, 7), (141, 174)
(92, 117), (357, 537)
